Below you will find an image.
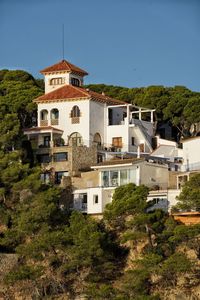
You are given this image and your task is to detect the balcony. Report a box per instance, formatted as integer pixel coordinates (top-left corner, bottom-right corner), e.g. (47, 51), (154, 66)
(51, 119), (59, 126)
(40, 120), (48, 127)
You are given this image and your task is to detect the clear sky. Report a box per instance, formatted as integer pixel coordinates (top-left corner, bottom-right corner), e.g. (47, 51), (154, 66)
(0, 0), (200, 91)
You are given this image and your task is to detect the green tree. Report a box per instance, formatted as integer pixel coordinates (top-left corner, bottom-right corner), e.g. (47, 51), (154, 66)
(174, 174), (200, 211)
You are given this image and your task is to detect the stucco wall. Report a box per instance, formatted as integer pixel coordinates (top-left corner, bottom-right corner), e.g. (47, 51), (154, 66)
(38, 99), (90, 145)
(71, 170), (99, 190)
(106, 123), (129, 150)
(89, 101), (105, 145)
(140, 162), (169, 189)
(44, 72), (83, 94)
(182, 138), (200, 171)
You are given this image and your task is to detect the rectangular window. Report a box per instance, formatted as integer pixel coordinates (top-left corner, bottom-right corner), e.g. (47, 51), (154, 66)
(53, 152), (68, 162)
(37, 154), (51, 163)
(93, 195), (98, 204)
(139, 143), (144, 152)
(40, 173), (50, 184)
(120, 170), (129, 185)
(110, 171), (119, 186)
(131, 137), (135, 145)
(43, 136), (50, 147)
(129, 169), (137, 184)
(102, 171), (109, 187)
(112, 137), (122, 148)
(55, 171), (69, 184)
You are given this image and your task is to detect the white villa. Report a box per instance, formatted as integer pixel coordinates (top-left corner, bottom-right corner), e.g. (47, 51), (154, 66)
(24, 58), (200, 215)
(24, 59), (156, 183)
(72, 157), (169, 215)
(25, 59), (155, 153)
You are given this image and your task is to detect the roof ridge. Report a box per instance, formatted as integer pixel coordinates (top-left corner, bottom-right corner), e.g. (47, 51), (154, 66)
(40, 59), (88, 75)
(71, 85), (90, 97)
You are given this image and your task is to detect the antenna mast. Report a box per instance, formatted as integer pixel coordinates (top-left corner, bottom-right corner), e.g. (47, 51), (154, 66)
(62, 24), (65, 60)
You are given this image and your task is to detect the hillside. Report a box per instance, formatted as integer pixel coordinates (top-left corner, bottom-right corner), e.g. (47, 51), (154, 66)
(0, 70), (200, 299)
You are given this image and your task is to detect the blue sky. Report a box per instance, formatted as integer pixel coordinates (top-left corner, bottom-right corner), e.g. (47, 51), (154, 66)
(1, 0), (200, 91)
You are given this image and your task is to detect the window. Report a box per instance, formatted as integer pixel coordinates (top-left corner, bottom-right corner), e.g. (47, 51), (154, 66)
(50, 77), (65, 85)
(71, 78), (80, 87)
(112, 137), (122, 148)
(43, 136), (50, 147)
(70, 106), (81, 124)
(93, 133), (101, 148)
(55, 171), (66, 184)
(110, 171), (119, 186)
(40, 110), (48, 126)
(53, 152), (68, 162)
(41, 110), (48, 120)
(102, 171), (109, 187)
(37, 154), (51, 163)
(131, 137), (135, 145)
(40, 173), (50, 184)
(120, 170), (128, 185)
(69, 132), (83, 146)
(101, 169), (137, 187)
(51, 108), (59, 125)
(139, 143), (144, 152)
(93, 195), (98, 204)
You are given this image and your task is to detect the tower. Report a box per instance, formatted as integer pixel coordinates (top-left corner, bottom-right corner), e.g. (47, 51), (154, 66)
(40, 59), (88, 94)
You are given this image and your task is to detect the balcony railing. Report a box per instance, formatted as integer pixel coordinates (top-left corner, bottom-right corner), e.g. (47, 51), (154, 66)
(51, 119), (59, 126)
(40, 120), (48, 127)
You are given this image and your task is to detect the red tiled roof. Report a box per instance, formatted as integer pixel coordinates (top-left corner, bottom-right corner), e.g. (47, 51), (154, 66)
(34, 85), (127, 105)
(40, 60), (88, 76)
(24, 126), (63, 133)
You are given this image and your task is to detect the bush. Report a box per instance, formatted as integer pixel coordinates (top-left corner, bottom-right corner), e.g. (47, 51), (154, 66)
(4, 265), (43, 283)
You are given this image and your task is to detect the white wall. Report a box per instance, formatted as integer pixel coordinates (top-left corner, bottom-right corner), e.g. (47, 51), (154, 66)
(44, 72), (70, 94)
(38, 99), (90, 145)
(89, 101), (106, 145)
(87, 187), (103, 214)
(44, 72), (83, 94)
(140, 162), (169, 189)
(106, 123), (129, 151)
(157, 136), (177, 147)
(129, 126), (150, 152)
(182, 138), (200, 171)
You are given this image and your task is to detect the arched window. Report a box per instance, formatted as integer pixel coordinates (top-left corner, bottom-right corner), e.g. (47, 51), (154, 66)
(50, 77), (65, 85)
(51, 108), (59, 125)
(71, 78), (80, 87)
(70, 106), (81, 124)
(93, 133), (102, 149)
(69, 132), (83, 147)
(40, 110), (48, 126)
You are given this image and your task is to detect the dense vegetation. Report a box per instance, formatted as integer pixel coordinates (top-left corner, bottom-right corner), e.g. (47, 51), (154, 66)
(0, 69), (200, 299)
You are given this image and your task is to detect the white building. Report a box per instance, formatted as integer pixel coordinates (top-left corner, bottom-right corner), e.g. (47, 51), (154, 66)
(25, 59), (156, 155)
(181, 136), (200, 171)
(72, 158), (169, 215)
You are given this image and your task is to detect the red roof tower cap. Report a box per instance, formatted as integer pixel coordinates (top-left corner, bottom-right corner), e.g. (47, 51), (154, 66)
(40, 59), (88, 76)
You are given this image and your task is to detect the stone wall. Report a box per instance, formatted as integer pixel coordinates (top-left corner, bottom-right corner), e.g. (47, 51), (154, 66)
(71, 145), (97, 175)
(72, 170), (99, 190)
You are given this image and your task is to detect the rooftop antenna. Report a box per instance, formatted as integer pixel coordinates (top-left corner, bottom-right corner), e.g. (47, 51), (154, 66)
(62, 24), (65, 60)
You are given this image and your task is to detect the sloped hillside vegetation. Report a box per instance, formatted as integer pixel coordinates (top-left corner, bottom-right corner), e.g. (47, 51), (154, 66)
(0, 70), (200, 299)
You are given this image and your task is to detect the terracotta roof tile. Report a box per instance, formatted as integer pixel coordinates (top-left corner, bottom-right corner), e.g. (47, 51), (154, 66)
(40, 60), (88, 76)
(24, 126), (63, 132)
(34, 85), (127, 105)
